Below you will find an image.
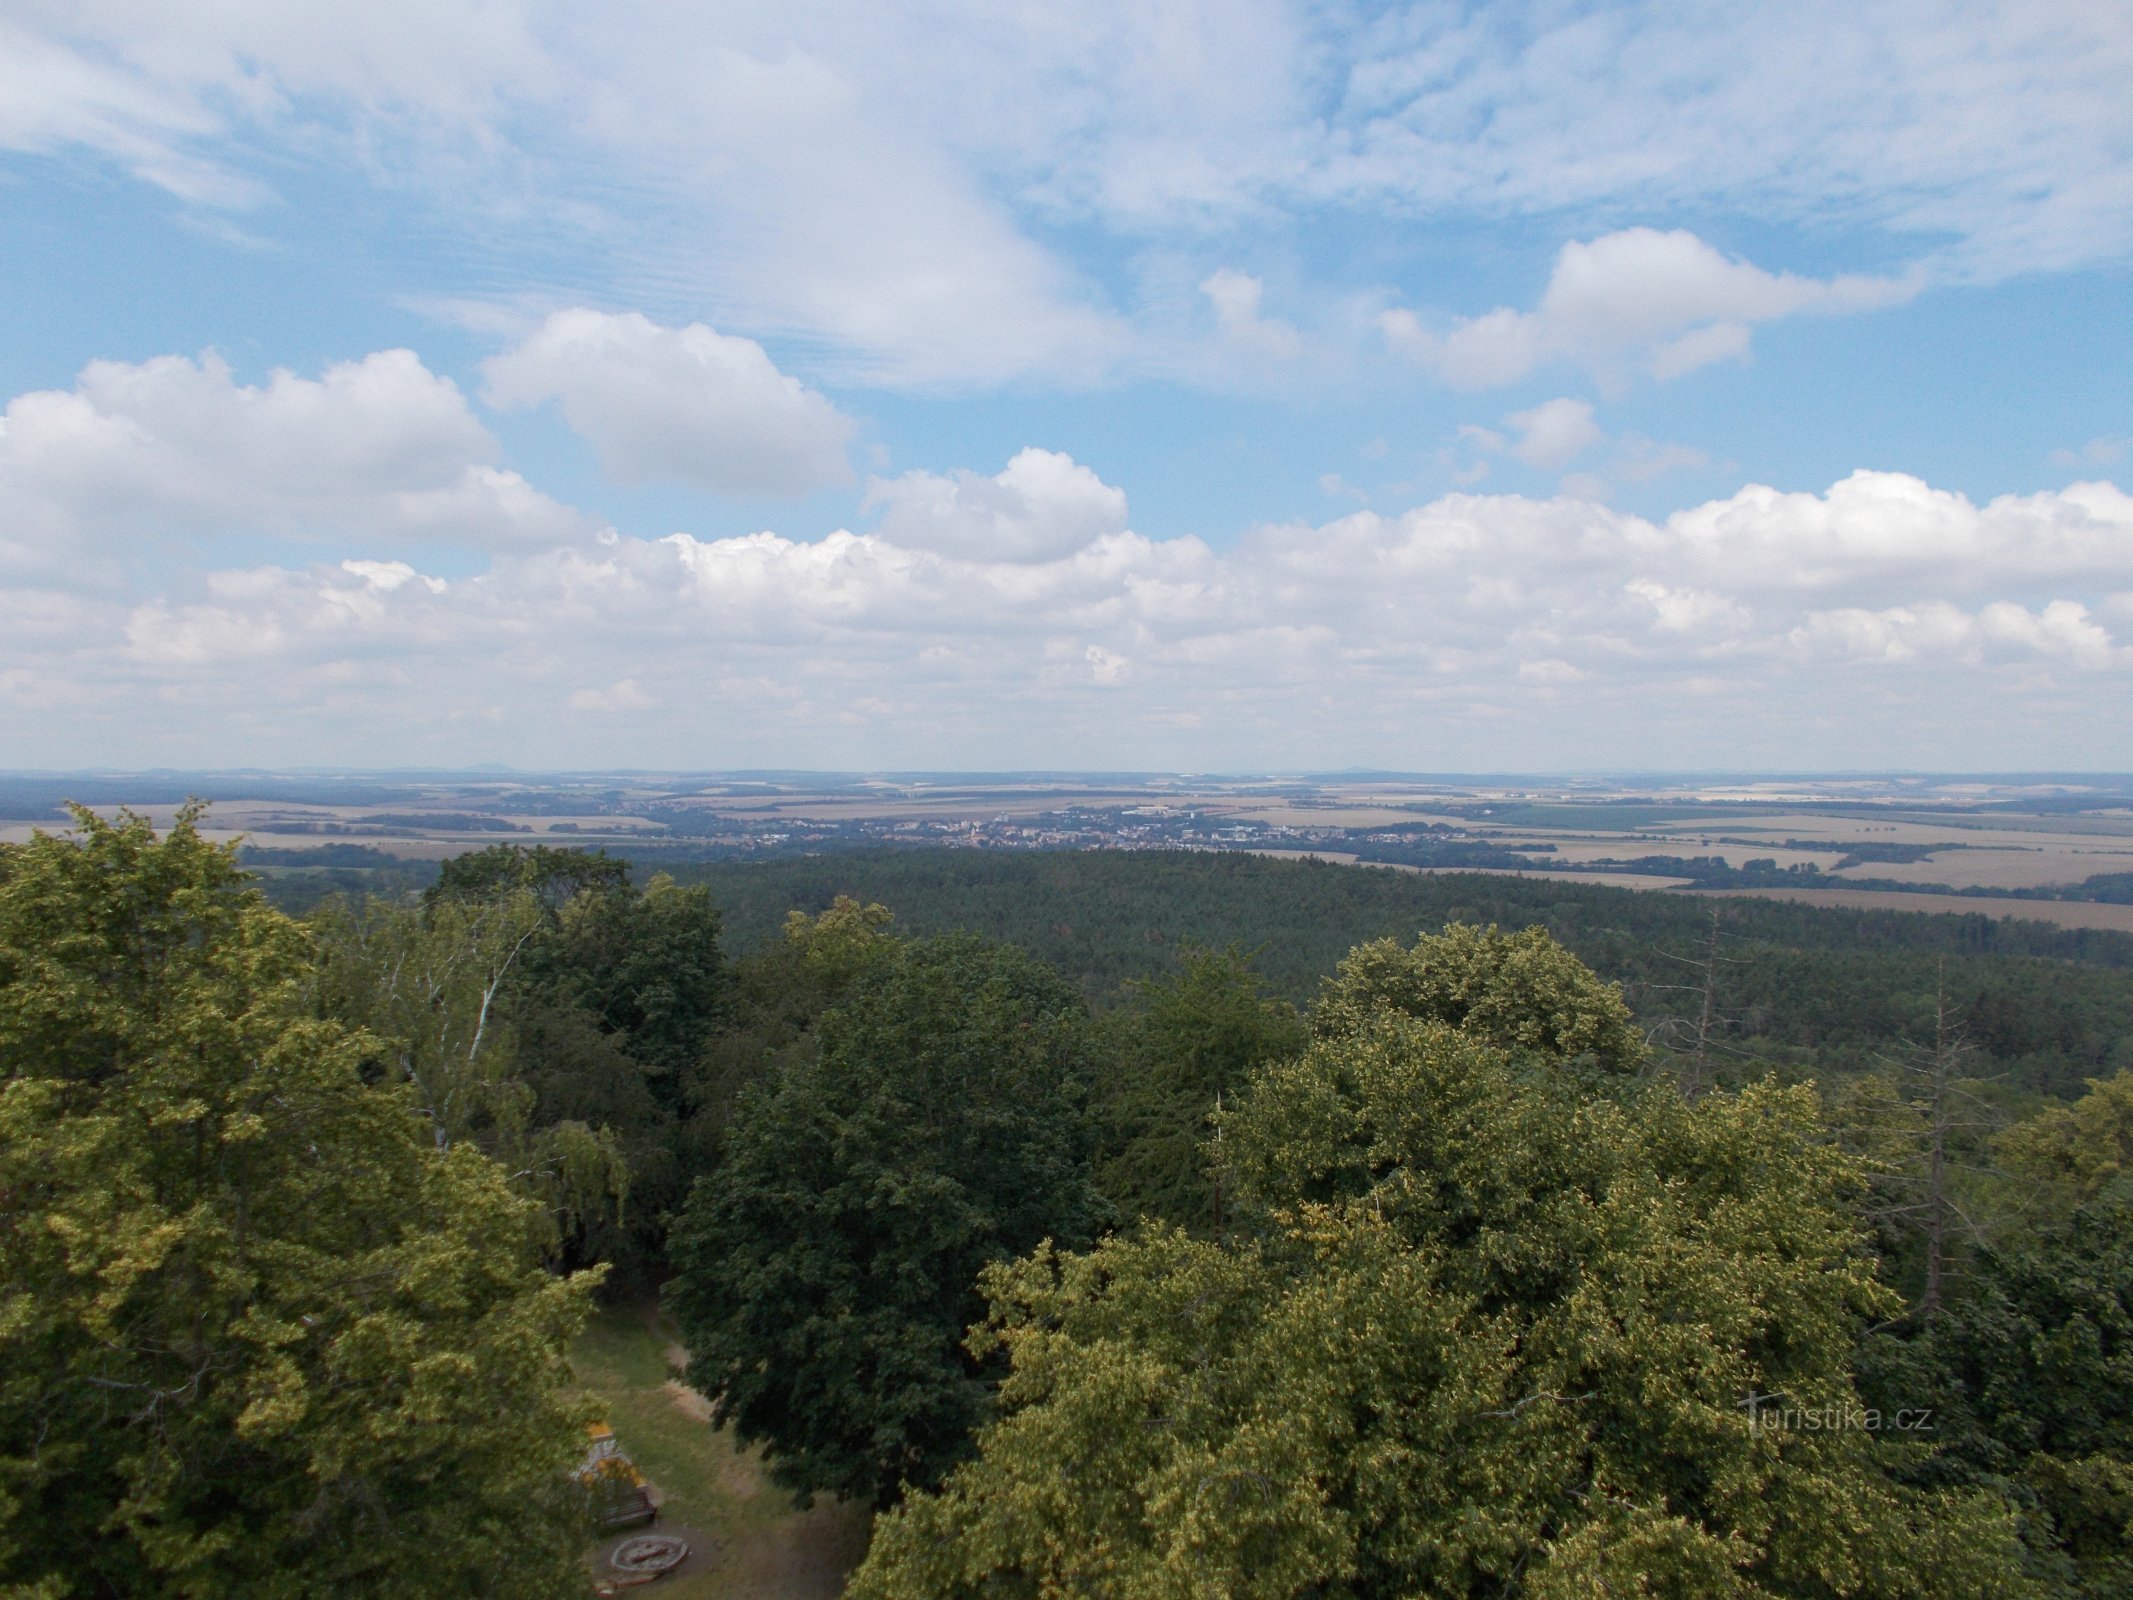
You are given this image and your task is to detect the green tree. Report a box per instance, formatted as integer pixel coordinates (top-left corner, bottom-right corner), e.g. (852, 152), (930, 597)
(510, 871), (730, 1278)
(665, 932), (1105, 1509)
(1915, 1182), (2133, 1599)
(1997, 1069), (2133, 1202)
(1094, 944), (1306, 1231)
(1858, 1072), (2133, 1599)
(311, 888), (628, 1247)
(1826, 976), (2010, 1318)
(0, 809), (599, 1600)
(1311, 921), (1646, 1072)
(518, 870), (729, 1091)
(426, 841), (630, 911)
(853, 933), (2030, 1599)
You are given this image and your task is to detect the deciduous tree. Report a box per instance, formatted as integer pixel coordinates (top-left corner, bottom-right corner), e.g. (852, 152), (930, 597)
(0, 809), (599, 1599)
(666, 932), (1104, 1508)
(853, 933), (2030, 1599)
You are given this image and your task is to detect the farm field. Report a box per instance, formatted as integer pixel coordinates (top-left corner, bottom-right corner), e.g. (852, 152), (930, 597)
(572, 1305), (869, 1600)
(9, 770), (2133, 906)
(1686, 885), (2133, 933)
(1830, 849), (2133, 891)
(1486, 836), (1849, 872)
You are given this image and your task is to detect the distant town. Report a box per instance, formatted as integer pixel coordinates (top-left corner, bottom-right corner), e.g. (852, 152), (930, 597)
(5, 770), (2133, 932)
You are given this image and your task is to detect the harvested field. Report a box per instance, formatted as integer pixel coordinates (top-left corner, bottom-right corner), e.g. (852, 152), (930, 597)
(1683, 887), (2133, 933)
(1653, 813), (2133, 845)
(1497, 836), (1847, 872)
(1830, 849), (2133, 892)
(1244, 853), (1694, 890)
(1414, 866), (1697, 890)
(1223, 804), (1457, 828)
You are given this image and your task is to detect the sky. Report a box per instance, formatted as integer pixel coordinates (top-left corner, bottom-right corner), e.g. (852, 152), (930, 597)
(2, 1), (2130, 773)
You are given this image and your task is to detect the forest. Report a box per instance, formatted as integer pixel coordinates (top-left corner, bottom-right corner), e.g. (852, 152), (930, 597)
(4, 815), (2129, 1597)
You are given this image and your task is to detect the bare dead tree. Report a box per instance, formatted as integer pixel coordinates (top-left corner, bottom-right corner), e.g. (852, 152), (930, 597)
(1647, 908), (1746, 1100)
(1840, 961), (2005, 1319)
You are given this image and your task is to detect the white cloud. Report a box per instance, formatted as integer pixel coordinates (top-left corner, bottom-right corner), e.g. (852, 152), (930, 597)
(1084, 644), (1131, 685)
(0, 348), (592, 576)
(1506, 398), (1601, 469)
(1664, 473), (2133, 594)
(340, 559), (444, 594)
(0, 8), (1131, 387)
(1200, 270), (1302, 360)
(864, 448), (1129, 563)
(1613, 437), (1712, 484)
(1455, 402), (1703, 493)
(12, 464), (2126, 769)
(9, 5), (2126, 384)
(1517, 658), (1585, 684)
(567, 679), (655, 712)
(1625, 580), (1752, 636)
(1329, 3), (2133, 280)
(1789, 599), (2126, 670)
(483, 310), (855, 497)
(1384, 229), (1915, 388)
(2053, 436), (2130, 468)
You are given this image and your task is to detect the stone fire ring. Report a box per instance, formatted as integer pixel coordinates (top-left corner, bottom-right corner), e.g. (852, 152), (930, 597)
(610, 1534), (690, 1574)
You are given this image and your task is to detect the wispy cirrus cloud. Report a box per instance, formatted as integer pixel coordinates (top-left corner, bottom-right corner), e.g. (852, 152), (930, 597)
(4, 4), (2126, 385)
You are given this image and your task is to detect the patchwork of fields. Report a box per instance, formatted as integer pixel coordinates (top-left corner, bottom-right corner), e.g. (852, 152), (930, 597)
(6, 770), (2132, 931)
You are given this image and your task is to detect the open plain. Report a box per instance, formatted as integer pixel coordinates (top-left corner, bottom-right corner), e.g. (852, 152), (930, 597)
(6, 771), (2132, 931)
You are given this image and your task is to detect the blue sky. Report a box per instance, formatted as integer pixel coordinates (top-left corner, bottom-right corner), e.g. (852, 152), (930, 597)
(1, 2), (2129, 771)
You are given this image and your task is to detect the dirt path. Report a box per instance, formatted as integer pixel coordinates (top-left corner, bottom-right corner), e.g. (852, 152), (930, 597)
(576, 1305), (872, 1600)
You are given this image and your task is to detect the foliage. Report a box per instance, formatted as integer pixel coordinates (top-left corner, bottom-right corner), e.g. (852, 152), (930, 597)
(852, 933), (2032, 1599)
(313, 847), (732, 1281)
(1859, 1073), (2133, 1598)
(1093, 944), (1305, 1232)
(0, 809), (599, 1600)
(426, 840), (630, 910)
(518, 870), (728, 1086)
(684, 895), (900, 1182)
(665, 932), (1106, 1509)
(1997, 1070), (2133, 1202)
(673, 848), (2133, 1096)
(1309, 921), (1645, 1071)
(311, 887), (630, 1248)
(1931, 1181), (2133, 1598)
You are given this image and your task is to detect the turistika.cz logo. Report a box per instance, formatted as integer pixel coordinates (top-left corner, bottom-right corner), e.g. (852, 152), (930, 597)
(1740, 1393), (1934, 1435)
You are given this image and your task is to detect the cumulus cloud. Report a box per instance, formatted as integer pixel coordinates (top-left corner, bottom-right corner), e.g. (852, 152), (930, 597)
(1505, 399), (1602, 469)
(13, 464), (2127, 770)
(483, 309), (855, 497)
(1790, 600), (2126, 670)
(1382, 229), (1916, 388)
(0, 348), (592, 575)
(863, 448), (1129, 563)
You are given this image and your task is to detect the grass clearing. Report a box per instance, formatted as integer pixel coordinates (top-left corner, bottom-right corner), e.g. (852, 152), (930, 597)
(573, 1302), (870, 1600)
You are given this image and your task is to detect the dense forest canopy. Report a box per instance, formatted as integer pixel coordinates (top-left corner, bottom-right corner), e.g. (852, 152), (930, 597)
(7, 824), (2129, 1597)
(672, 849), (2133, 1099)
